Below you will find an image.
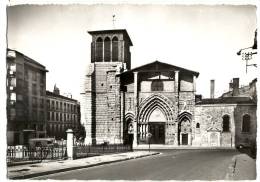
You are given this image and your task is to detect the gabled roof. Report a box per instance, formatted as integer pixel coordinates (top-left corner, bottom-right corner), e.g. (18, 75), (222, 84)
(196, 96), (255, 105)
(119, 60), (199, 77)
(88, 29), (133, 46)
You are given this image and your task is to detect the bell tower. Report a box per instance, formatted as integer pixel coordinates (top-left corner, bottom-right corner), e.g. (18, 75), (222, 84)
(82, 29), (133, 144)
(88, 29), (133, 70)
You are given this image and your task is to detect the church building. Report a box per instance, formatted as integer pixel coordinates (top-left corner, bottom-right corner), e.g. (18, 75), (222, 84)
(81, 29), (257, 148)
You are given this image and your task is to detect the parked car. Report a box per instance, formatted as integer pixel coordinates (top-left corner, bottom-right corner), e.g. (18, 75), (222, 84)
(29, 138), (56, 147)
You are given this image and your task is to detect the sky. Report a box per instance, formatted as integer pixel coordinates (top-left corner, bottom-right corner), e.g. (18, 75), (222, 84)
(7, 4), (258, 101)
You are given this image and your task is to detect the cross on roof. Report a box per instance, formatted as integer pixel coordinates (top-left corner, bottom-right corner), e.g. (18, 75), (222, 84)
(112, 15), (116, 29)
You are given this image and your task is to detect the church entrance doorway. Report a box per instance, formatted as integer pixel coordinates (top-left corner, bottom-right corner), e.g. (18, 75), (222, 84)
(181, 133), (188, 145)
(148, 122), (165, 144)
(124, 118), (134, 145)
(178, 112), (192, 146)
(147, 108), (166, 144)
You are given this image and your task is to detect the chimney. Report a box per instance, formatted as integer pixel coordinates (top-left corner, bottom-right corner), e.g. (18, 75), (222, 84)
(232, 78), (239, 96)
(210, 80), (215, 99)
(229, 82), (233, 92)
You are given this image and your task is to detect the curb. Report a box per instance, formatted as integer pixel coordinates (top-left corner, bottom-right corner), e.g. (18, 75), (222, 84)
(225, 155), (237, 180)
(9, 152), (160, 180)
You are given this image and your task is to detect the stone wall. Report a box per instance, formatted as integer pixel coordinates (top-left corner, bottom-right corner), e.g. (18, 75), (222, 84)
(194, 104), (236, 147)
(234, 104), (257, 147)
(82, 62), (123, 144)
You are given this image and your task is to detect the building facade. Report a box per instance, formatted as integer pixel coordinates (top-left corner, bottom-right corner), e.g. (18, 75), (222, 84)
(46, 86), (81, 140)
(81, 29), (257, 147)
(6, 49), (48, 145)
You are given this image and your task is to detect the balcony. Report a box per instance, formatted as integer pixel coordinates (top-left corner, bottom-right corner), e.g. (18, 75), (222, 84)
(7, 50), (16, 58)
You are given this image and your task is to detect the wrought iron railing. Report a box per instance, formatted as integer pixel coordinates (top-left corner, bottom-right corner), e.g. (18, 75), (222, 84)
(7, 145), (67, 164)
(74, 143), (132, 159)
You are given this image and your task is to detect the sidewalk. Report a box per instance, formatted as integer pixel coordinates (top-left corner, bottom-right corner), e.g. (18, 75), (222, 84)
(134, 144), (236, 150)
(233, 154), (256, 180)
(7, 151), (159, 179)
(226, 153), (256, 180)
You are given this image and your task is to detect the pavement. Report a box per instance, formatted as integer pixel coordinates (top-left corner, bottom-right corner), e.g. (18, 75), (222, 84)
(226, 153), (256, 180)
(7, 151), (159, 179)
(134, 144), (235, 150)
(7, 149), (256, 180)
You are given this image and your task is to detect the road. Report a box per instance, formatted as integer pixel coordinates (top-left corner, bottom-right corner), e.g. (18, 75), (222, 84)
(34, 149), (238, 180)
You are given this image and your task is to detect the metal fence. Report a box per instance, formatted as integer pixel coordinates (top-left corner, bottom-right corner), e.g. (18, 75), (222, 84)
(74, 144), (132, 159)
(7, 145), (67, 164)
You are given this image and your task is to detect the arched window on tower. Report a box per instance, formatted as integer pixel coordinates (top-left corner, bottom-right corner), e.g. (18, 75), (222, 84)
(242, 114), (250, 132)
(104, 37), (111, 62)
(112, 36), (119, 62)
(96, 37), (103, 62)
(151, 80), (164, 91)
(222, 115), (230, 132)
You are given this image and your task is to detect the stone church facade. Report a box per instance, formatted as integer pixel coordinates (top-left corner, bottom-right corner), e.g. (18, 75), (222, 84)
(81, 29), (257, 147)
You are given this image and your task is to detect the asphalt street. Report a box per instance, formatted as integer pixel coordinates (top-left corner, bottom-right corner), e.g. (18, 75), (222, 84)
(34, 149), (239, 180)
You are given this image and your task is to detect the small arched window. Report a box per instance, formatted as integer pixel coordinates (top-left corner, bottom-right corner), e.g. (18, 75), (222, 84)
(222, 115), (230, 132)
(242, 114), (250, 132)
(151, 80), (164, 91)
(104, 37), (111, 62)
(196, 123), (200, 128)
(112, 37), (118, 62)
(96, 37), (103, 62)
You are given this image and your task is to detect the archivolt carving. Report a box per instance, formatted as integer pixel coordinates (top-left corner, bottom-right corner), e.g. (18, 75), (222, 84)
(125, 112), (135, 121)
(178, 111), (192, 122)
(138, 94), (176, 123)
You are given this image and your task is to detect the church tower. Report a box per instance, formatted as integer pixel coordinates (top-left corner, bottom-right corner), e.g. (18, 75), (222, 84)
(81, 29), (133, 144)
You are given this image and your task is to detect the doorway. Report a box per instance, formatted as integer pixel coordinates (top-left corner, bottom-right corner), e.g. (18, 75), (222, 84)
(148, 123), (165, 144)
(182, 133), (188, 145)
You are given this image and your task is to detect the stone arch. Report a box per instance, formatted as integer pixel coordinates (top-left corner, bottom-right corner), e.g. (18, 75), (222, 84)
(104, 37), (111, 62)
(138, 94), (176, 123)
(124, 112), (135, 145)
(178, 111), (192, 145)
(137, 94), (176, 144)
(112, 36), (119, 62)
(178, 111), (192, 122)
(125, 112), (134, 121)
(95, 37), (103, 62)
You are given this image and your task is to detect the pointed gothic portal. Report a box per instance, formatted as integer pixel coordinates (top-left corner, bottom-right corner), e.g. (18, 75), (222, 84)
(138, 94), (176, 144)
(178, 112), (192, 145)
